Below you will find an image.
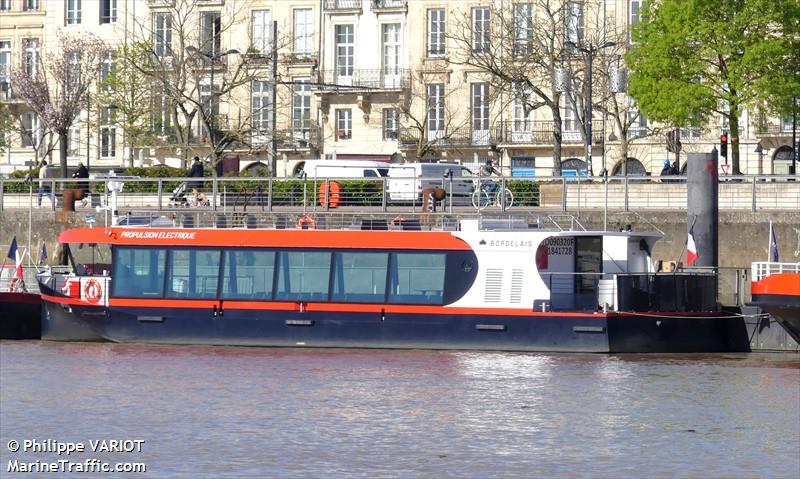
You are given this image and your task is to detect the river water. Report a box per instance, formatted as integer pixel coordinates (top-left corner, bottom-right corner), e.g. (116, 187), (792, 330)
(1, 341), (798, 478)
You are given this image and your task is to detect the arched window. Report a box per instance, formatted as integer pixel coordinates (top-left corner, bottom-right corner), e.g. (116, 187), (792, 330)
(611, 158), (646, 176)
(242, 161), (270, 177)
(560, 158), (587, 177)
(772, 145), (795, 175)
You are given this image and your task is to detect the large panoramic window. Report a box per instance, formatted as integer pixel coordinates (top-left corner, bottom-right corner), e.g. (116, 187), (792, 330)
(112, 248), (166, 298)
(332, 252), (388, 303)
(221, 250), (275, 300)
(166, 249), (221, 299)
(388, 253), (446, 304)
(275, 251), (331, 302)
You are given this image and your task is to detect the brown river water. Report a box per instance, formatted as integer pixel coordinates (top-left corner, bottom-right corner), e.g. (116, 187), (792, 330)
(1, 341), (798, 478)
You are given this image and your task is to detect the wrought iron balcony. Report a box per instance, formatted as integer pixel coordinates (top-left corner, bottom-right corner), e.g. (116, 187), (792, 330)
(398, 126), (495, 149)
(316, 69), (410, 92)
(494, 120), (604, 145)
(755, 120), (795, 136)
(372, 0), (407, 12)
(276, 126), (320, 151)
(324, 0), (362, 12)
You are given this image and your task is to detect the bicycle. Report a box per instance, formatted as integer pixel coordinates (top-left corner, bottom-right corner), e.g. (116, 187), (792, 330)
(471, 180), (514, 211)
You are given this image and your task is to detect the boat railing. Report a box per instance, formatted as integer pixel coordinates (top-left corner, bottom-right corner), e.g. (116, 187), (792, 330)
(1, 264), (70, 293)
(752, 261), (800, 281)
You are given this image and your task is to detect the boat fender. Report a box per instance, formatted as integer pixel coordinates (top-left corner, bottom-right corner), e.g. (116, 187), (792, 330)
(297, 215), (316, 230)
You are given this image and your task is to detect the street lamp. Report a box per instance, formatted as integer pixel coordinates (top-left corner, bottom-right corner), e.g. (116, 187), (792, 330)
(754, 142), (764, 176)
(566, 40), (616, 177)
(185, 46), (239, 145)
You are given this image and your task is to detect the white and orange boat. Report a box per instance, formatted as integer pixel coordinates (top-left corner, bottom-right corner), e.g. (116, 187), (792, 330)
(750, 262), (800, 343)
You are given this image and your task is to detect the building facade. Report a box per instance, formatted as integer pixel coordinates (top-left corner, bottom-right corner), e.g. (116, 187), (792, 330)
(0, 0), (795, 177)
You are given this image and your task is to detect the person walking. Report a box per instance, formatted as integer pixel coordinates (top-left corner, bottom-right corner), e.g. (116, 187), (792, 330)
(72, 162), (89, 195)
(187, 156), (206, 206)
(37, 160), (53, 208)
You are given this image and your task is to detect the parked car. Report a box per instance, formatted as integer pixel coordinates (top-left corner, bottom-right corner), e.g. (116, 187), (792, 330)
(387, 162), (475, 205)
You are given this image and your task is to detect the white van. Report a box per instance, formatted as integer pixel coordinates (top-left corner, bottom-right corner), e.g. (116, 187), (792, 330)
(298, 160), (391, 179)
(387, 162), (475, 204)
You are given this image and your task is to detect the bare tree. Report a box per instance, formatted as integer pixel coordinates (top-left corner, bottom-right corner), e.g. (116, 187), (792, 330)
(123, 0), (287, 173)
(10, 32), (107, 178)
(399, 73), (470, 161)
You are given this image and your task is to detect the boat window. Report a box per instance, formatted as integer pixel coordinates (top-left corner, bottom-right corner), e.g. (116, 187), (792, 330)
(221, 250), (275, 300)
(275, 251), (332, 302)
(331, 252), (388, 302)
(112, 247), (166, 298)
(166, 249), (221, 299)
(388, 253), (446, 304)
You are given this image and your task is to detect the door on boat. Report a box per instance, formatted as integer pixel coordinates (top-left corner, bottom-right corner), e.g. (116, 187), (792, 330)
(575, 237), (602, 310)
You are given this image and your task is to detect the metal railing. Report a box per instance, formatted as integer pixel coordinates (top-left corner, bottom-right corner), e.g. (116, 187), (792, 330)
(373, 0), (407, 11)
(317, 68), (411, 91)
(752, 261), (800, 281)
(494, 120), (604, 145)
(323, 0), (362, 11)
(0, 175), (798, 214)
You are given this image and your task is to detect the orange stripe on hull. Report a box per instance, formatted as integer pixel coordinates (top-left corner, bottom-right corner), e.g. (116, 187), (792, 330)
(752, 273), (800, 297)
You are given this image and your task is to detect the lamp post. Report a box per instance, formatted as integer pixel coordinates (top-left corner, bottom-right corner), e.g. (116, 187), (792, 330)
(566, 41), (615, 177)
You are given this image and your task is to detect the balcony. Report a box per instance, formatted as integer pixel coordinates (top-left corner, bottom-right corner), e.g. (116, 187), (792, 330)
(316, 69), (410, 92)
(276, 126), (320, 151)
(372, 0), (407, 13)
(324, 0), (362, 13)
(494, 120), (603, 145)
(755, 120), (795, 137)
(398, 126), (495, 149)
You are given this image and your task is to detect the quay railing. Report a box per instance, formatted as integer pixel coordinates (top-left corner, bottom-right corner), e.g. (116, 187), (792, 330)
(0, 175), (799, 214)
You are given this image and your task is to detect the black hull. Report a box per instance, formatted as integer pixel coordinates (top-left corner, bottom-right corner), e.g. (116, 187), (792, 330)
(65, 304), (744, 353)
(0, 293), (41, 339)
(750, 294), (800, 344)
(41, 300), (107, 342)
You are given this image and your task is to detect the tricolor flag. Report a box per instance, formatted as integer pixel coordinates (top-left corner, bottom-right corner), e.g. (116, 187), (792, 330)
(686, 225), (698, 266)
(768, 222), (779, 262)
(6, 236), (23, 280)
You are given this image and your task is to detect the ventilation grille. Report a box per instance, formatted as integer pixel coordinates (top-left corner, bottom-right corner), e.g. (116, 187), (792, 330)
(510, 269), (523, 303)
(484, 269), (503, 303)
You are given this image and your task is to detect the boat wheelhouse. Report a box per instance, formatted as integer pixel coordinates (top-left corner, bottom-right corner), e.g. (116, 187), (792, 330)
(37, 214), (737, 352)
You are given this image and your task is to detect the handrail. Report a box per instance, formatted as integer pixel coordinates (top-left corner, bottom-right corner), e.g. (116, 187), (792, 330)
(752, 261), (800, 281)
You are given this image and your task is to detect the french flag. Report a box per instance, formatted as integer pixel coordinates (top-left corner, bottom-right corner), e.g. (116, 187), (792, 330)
(6, 236), (23, 280)
(686, 225), (698, 266)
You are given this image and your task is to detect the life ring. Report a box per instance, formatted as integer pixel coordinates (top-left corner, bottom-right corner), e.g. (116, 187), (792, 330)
(83, 279), (103, 304)
(297, 215), (316, 229)
(390, 216), (406, 229)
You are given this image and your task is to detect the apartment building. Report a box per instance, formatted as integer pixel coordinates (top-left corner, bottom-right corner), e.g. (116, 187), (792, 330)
(0, 0), (795, 177)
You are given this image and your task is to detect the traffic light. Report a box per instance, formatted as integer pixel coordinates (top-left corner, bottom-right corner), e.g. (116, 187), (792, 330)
(720, 132), (728, 159)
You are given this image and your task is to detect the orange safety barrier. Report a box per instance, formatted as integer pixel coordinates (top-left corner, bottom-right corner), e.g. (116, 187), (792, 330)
(318, 181), (341, 208)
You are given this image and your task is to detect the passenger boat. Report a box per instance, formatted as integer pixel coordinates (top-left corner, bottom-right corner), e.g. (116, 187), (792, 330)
(750, 261), (800, 343)
(36, 213), (742, 353)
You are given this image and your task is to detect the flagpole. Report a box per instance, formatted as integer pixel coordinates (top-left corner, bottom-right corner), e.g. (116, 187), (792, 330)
(677, 215), (698, 267)
(768, 221), (772, 262)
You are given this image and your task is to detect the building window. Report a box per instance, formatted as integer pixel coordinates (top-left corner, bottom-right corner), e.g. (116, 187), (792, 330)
(22, 112), (42, 148)
(427, 9), (445, 56)
(65, 51), (81, 95)
(100, 0), (117, 24)
(335, 24), (354, 85)
(251, 10), (271, 55)
(471, 83), (489, 144)
(292, 78), (311, 132)
(199, 82), (219, 138)
(0, 0), (11, 11)
(152, 86), (171, 136)
(514, 3), (533, 55)
(383, 109), (399, 141)
(565, 1), (584, 45)
(427, 83), (445, 140)
(23, 38), (39, 79)
(472, 7), (490, 53)
(251, 79), (272, 145)
(336, 109), (352, 140)
(100, 51), (115, 91)
(66, 0), (82, 25)
(153, 14), (172, 58)
(99, 106), (116, 159)
(561, 93), (579, 136)
(24, 0), (40, 11)
(382, 23), (401, 87)
(68, 124), (81, 158)
(630, 0), (641, 26)
(200, 11), (222, 59)
(0, 41), (10, 99)
(293, 8), (313, 56)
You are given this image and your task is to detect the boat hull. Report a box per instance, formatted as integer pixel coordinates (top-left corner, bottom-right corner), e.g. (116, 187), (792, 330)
(67, 304), (741, 353)
(41, 300), (107, 342)
(0, 292), (41, 339)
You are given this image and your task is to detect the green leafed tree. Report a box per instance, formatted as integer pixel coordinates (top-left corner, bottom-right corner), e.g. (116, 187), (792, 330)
(626, 0), (795, 174)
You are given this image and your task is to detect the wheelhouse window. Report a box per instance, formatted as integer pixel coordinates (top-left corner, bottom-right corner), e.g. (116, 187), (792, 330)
(332, 252), (388, 303)
(222, 250), (275, 300)
(427, 9), (445, 56)
(112, 248), (166, 298)
(166, 249), (221, 299)
(388, 253), (446, 304)
(275, 251), (331, 302)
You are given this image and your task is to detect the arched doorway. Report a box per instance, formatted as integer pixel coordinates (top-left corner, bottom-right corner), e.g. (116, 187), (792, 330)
(560, 158), (587, 177)
(611, 158), (646, 176)
(241, 161), (270, 177)
(772, 146), (795, 175)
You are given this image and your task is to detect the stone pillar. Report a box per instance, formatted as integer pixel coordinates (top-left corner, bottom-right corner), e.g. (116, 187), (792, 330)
(687, 150), (719, 268)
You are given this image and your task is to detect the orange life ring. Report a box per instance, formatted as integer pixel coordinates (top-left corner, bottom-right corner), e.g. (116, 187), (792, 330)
(297, 215), (316, 229)
(83, 279), (103, 304)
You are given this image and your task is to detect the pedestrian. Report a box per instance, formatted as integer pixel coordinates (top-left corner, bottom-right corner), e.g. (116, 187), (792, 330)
(37, 160), (53, 208)
(660, 159), (672, 177)
(72, 162), (89, 196)
(187, 156), (206, 206)
(670, 161), (680, 176)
